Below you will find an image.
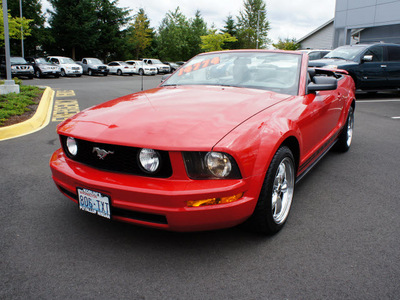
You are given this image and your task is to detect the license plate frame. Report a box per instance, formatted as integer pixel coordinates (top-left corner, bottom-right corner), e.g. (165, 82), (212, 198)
(77, 187), (111, 219)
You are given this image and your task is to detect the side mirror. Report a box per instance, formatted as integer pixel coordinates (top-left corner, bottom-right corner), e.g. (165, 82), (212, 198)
(362, 55), (373, 62)
(307, 76), (337, 93)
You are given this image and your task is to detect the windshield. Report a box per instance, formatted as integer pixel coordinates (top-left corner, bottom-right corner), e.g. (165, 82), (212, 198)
(324, 45), (367, 61)
(10, 57), (28, 64)
(151, 59), (163, 64)
(59, 57), (76, 64)
(161, 51), (301, 95)
(87, 58), (102, 64)
(36, 58), (51, 64)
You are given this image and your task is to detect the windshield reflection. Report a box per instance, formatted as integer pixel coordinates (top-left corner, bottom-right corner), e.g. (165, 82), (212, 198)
(162, 51), (301, 95)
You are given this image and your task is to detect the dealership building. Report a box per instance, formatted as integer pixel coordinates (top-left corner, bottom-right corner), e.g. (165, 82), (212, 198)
(299, 0), (400, 49)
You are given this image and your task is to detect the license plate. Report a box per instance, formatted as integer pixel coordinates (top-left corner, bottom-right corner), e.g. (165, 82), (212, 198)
(77, 188), (111, 219)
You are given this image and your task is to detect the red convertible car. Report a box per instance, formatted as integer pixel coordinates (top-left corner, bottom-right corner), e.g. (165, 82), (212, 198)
(50, 50), (356, 234)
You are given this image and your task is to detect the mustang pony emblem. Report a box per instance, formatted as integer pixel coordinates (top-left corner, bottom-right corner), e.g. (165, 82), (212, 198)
(92, 147), (114, 160)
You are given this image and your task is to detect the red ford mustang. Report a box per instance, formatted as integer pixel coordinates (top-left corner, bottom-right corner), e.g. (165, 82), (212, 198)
(50, 50), (356, 234)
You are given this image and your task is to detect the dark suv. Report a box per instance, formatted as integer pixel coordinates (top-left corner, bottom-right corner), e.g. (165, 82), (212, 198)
(308, 43), (400, 90)
(0, 56), (34, 79)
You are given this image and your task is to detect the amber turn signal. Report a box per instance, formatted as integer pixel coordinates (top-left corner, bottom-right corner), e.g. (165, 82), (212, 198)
(187, 193), (244, 207)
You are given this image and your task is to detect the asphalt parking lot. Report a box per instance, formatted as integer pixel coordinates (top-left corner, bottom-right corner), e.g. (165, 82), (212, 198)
(1, 75), (399, 299)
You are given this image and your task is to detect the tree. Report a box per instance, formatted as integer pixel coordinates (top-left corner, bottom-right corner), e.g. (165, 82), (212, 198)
(127, 8), (153, 59)
(272, 38), (300, 50)
(221, 15), (239, 49)
(236, 0), (269, 49)
(47, 0), (130, 60)
(187, 10), (207, 58)
(157, 7), (191, 61)
(6, 0), (45, 56)
(0, 1), (32, 50)
(200, 29), (237, 52)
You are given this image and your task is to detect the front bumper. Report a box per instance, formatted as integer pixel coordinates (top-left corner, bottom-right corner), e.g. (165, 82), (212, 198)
(65, 69), (83, 75)
(92, 69), (109, 75)
(50, 148), (260, 232)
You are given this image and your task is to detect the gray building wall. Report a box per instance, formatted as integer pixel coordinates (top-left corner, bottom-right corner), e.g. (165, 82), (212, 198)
(299, 22), (334, 50)
(334, 0), (400, 47)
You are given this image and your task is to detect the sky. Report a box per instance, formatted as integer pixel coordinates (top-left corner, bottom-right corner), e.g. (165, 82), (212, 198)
(42, 0), (336, 44)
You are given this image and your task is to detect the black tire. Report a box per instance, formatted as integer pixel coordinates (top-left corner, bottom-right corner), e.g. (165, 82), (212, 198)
(88, 69), (93, 76)
(55, 74), (60, 78)
(35, 70), (41, 78)
(76, 74), (82, 77)
(117, 69), (122, 76)
(60, 69), (66, 77)
(245, 146), (295, 234)
(334, 106), (354, 152)
(104, 73), (108, 76)
(139, 69), (144, 76)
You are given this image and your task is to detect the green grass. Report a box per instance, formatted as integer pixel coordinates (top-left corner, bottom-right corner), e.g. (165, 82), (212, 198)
(0, 80), (44, 126)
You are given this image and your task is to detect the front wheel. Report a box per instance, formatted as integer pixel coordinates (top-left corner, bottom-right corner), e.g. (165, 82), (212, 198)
(88, 69), (93, 76)
(139, 69), (144, 76)
(35, 70), (41, 78)
(117, 69), (122, 76)
(60, 69), (66, 77)
(246, 146), (295, 234)
(334, 106), (354, 152)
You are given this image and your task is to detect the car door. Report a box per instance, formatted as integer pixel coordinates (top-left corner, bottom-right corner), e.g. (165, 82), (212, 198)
(108, 62), (117, 74)
(384, 45), (400, 88)
(356, 45), (387, 89)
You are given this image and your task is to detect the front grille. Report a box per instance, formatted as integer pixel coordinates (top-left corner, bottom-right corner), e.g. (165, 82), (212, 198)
(72, 67), (79, 70)
(98, 66), (106, 70)
(60, 135), (173, 178)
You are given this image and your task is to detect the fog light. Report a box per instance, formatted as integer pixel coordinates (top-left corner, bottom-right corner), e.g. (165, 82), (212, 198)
(66, 137), (78, 156)
(187, 193), (244, 207)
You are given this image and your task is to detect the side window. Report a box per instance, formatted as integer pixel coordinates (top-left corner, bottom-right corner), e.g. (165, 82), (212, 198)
(387, 46), (400, 61)
(83, 59), (87, 64)
(308, 52), (320, 60)
(364, 46), (384, 62)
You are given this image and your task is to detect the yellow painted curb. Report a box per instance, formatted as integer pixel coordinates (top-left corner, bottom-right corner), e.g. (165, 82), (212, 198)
(0, 87), (55, 141)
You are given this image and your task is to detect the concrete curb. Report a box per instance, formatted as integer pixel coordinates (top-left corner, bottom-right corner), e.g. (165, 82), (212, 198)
(0, 87), (55, 141)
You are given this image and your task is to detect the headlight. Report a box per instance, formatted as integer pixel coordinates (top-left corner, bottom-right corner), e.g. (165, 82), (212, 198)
(138, 148), (161, 173)
(206, 152), (232, 178)
(66, 137), (78, 156)
(183, 151), (241, 179)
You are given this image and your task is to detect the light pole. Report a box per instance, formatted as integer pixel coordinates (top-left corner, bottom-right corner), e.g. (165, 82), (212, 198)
(1, 0), (20, 94)
(256, 10), (266, 49)
(19, 0), (24, 57)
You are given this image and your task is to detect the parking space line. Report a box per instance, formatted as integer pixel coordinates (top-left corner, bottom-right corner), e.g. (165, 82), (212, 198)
(392, 116), (400, 119)
(56, 90), (76, 97)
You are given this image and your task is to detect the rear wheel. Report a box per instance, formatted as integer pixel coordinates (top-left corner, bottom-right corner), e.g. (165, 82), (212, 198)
(334, 106), (354, 152)
(246, 146), (295, 234)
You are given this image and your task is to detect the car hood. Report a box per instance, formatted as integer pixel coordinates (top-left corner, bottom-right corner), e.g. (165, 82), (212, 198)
(60, 63), (81, 67)
(58, 86), (290, 150)
(308, 58), (358, 68)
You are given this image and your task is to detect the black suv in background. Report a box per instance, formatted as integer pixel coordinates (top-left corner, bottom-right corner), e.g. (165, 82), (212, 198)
(0, 56), (34, 79)
(308, 43), (400, 91)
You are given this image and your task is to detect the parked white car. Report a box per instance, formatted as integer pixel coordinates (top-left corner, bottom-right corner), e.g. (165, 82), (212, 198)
(107, 61), (136, 75)
(125, 60), (157, 75)
(47, 56), (83, 77)
(142, 58), (170, 74)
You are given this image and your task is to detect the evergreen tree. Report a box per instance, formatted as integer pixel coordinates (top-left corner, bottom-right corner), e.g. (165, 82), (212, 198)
(221, 15), (239, 49)
(47, 0), (130, 60)
(127, 8), (153, 60)
(188, 10), (207, 58)
(236, 0), (269, 49)
(157, 7), (191, 61)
